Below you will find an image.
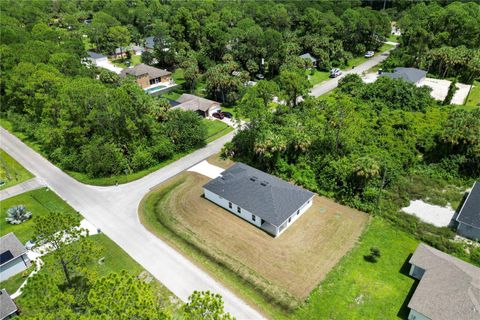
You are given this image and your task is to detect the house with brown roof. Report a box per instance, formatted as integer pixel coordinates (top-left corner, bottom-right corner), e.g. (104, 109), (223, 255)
(407, 243), (480, 320)
(172, 94), (221, 117)
(119, 64), (172, 91)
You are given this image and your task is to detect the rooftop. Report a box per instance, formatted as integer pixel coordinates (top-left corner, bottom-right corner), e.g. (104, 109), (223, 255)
(173, 94), (219, 112)
(408, 243), (480, 320)
(145, 36), (155, 49)
(119, 64), (170, 79)
(382, 67), (426, 83)
(0, 233), (26, 267)
(203, 163), (314, 226)
(0, 289), (17, 320)
(86, 51), (107, 60)
(456, 181), (480, 228)
(299, 53), (317, 63)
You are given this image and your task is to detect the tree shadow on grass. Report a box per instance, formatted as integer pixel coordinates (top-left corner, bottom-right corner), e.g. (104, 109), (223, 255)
(397, 253), (419, 319)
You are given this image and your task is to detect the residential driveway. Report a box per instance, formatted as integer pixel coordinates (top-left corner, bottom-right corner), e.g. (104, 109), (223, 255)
(0, 127), (264, 320)
(187, 160), (224, 179)
(95, 59), (123, 74)
(0, 177), (46, 201)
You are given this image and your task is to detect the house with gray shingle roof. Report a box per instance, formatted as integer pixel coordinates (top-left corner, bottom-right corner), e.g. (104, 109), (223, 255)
(0, 289), (17, 320)
(407, 243), (480, 320)
(203, 163), (314, 237)
(0, 233), (31, 281)
(299, 53), (317, 67)
(455, 181), (480, 241)
(382, 67), (427, 84)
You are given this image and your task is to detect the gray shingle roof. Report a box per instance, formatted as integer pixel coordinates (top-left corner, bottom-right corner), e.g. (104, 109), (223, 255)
(0, 289), (17, 319)
(382, 67), (426, 83)
(86, 51), (107, 60)
(299, 53), (317, 63)
(456, 182), (480, 228)
(119, 64), (170, 79)
(0, 233), (26, 267)
(145, 36), (155, 49)
(408, 243), (480, 320)
(203, 163), (314, 226)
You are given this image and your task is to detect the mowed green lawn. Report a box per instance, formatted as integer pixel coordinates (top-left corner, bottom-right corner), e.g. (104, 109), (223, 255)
(0, 188), (80, 243)
(203, 119), (234, 143)
(0, 149), (34, 190)
(307, 69), (330, 86)
(294, 218), (418, 320)
(463, 80), (480, 110)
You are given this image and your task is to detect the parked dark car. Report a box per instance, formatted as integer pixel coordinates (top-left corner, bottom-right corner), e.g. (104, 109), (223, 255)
(212, 112), (224, 119)
(222, 111), (233, 118)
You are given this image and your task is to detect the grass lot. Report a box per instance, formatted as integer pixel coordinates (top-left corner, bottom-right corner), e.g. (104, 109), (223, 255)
(0, 188), (80, 243)
(0, 265), (34, 294)
(0, 149), (34, 190)
(306, 69), (330, 86)
(203, 119), (234, 143)
(388, 34), (400, 43)
(111, 54), (142, 68)
(140, 170), (368, 311)
(463, 80), (480, 110)
(294, 218), (419, 320)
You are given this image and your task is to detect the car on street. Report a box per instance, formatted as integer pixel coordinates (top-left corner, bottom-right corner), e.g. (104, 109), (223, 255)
(212, 112), (224, 119)
(329, 68), (342, 78)
(222, 111), (233, 118)
(364, 51), (374, 58)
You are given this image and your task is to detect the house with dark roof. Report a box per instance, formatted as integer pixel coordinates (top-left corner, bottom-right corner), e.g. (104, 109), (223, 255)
(455, 181), (480, 241)
(0, 289), (17, 320)
(119, 64), (172, 90)
(171, 94), (221, 117)
(407, 243), (480, 320)
(382, 67), (427, 84)
(0, 233), (31, 281)
(203, 163), (315, 237)
(299, 53), (317, 67)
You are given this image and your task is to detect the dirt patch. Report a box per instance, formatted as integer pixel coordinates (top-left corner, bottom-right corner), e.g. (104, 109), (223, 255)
(148, 172), (369, 306)
(206, 153), (234, 169)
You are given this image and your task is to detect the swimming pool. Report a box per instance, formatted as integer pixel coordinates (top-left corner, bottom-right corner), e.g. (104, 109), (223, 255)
(145, 85), (166, 94)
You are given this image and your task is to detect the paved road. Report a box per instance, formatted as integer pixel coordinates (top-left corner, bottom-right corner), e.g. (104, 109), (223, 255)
(0, 127), (264, 320)
(0, 177), (46, 201)
(309, 46), (396, 97)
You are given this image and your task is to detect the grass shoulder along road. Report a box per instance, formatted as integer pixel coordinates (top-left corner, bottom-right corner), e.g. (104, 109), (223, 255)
(306, 69), (330, 86)
(0, 187), (80, 243)
(139, 170), (370, 318)
(203, 119), (234, 143)
(0, 149), (34, 190)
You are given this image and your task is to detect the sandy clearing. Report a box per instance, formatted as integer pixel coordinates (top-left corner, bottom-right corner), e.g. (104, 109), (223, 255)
(401, 200), (455, 227)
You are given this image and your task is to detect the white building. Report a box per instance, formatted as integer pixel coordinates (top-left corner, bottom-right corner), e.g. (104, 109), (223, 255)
(203, 163), (314, 237)
(0, 233), (31, 281)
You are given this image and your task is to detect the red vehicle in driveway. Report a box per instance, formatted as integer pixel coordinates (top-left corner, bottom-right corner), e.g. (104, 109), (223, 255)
(212, 112), (224, 119)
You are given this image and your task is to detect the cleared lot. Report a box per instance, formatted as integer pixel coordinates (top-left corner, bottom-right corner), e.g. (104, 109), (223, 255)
(141, 171), (369, 306)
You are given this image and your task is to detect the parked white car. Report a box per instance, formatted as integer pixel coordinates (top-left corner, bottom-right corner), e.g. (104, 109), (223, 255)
(329, 68), (342, 78)
(364, 51), (375, 58)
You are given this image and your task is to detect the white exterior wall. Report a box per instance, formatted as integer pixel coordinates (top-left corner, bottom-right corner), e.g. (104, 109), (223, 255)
(408, 309), (431, 320)
(204, 189), (262, 227)
(0, 255), (30, 281)
(276, 197), (313, 237)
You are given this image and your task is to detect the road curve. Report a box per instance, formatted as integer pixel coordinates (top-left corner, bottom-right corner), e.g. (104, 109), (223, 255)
(0, 127), (265, 320)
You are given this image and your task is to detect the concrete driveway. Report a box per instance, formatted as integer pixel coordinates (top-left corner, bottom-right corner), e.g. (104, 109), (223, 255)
(0, 127), (264, 320)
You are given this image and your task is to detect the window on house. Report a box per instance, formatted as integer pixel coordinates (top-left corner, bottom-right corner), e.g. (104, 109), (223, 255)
(252, 215), (256, 221)
(297, 210), (300, 215)
(237, 206), (241, 213)
(288, 217), (292, 223)
(228, 202), (232, 209)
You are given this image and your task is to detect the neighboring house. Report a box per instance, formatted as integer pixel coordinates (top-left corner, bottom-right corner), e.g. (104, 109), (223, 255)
(407, 243), (480, 320)
(112, 46), (131, 59)
(382, 67), (427, 84)
(454, 181), (480, 241)
(131, 44), (145, 56)
(85, 51), (108, 66)
(172, 94), (221, 117)
(203, 163), (315, 237)
(119, 64), (172, 90)
(0, 289), (18, 320)
(299, 53), (317, 67)
(0, 233), (31, 281)
(145, 36), (155, 50)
